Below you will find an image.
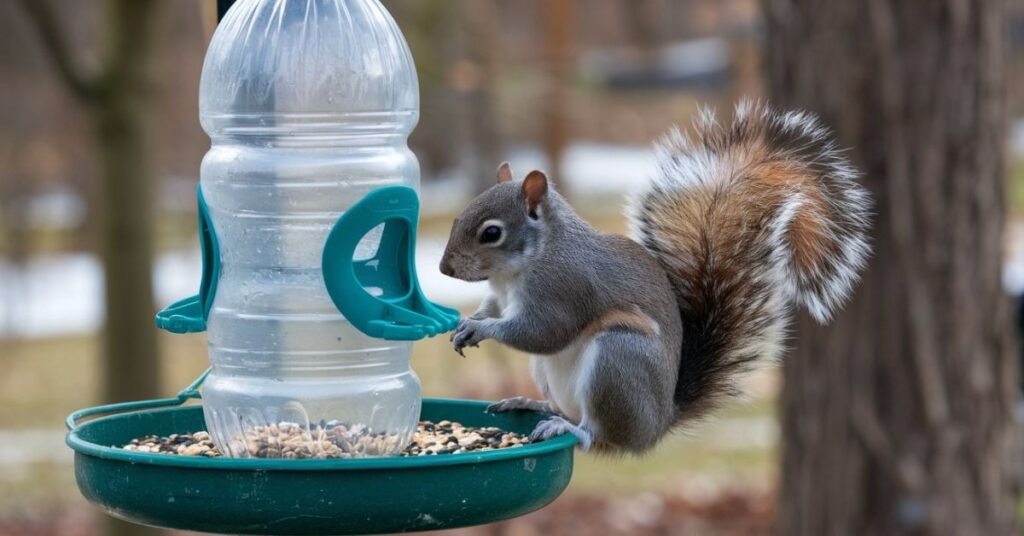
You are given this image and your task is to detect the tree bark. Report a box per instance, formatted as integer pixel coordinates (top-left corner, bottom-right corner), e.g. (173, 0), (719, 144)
(92, 89), (163, 536)
(92, 88), (160, 408)
(463, 0), (504, 194)
(16, 1), (163, 535)
(17, 0), (163, 402)
(764, 1), (1018, 534)
(541, 0), (573, 191)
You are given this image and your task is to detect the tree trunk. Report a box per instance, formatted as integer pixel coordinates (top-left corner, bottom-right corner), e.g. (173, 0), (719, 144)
(540, 0), (573, 190)
(93, 90), (160, 407)
(764, 1), (1018, 534)
(463, 0), (504, 194)
(93, 6), (164, 531)
(16, 1), (164, 535)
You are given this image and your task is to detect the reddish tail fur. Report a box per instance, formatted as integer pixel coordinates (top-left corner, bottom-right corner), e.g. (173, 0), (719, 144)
(629, 100), (872, 421)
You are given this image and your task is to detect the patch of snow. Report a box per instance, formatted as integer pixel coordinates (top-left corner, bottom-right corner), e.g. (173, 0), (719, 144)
(1004, 221), (1024, 295)
(419, 173), (474, 218)
(416, 240), (489, 308)
(421, 142), (658, 210)
(0, 254), (103, 338)
(658, 38), (731, 79)
(561, 142), (658, 196)
(0, 238), (486, 339)
(508, 143), (657, 196)
(14, 187), (87, 230)
(0, 429), (70, 469)
(1012, 119), (1024, 157)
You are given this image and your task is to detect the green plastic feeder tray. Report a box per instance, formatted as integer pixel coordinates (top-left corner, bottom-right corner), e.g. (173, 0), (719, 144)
(66, 383), (576, 535)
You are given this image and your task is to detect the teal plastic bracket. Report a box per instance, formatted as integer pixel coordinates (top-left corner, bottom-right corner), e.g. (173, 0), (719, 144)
(65, 367), (209, 430)
(322, 186), (460, 340)
(155, 185), (220, 333)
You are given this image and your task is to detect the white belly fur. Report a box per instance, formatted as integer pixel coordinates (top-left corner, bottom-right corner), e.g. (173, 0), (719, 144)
(530, 335), (600, 424)
(488, 279), (598, 424)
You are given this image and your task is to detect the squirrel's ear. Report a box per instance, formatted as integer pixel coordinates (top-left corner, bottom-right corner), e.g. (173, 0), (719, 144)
(496, 161), (514, 183)
(522, 170), (548, 219)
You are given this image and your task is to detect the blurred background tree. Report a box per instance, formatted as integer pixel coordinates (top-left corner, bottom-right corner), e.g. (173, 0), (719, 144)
(541, 0), (574, 197)
(14, 1), (166, 535)
(15, 0), (164, 405)
(766, 0), (1019, 534)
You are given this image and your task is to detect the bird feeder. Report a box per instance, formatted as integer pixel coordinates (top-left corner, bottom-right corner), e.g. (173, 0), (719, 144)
(66, 1), (574, 533)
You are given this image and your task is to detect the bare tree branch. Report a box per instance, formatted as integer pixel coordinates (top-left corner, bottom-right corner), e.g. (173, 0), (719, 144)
(14, 0), (97, 100)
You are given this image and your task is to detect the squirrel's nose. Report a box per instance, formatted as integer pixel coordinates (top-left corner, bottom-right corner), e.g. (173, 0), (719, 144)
(439, 259), (455, 277)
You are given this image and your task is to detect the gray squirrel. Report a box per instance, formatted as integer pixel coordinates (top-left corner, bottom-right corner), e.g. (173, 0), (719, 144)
(439, 101), (872, 453)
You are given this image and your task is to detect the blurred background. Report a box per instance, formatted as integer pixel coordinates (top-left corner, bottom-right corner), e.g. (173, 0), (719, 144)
(1, 0), (1021, 534)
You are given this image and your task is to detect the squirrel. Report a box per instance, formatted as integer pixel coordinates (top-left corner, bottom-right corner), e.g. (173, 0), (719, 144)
(439, 101), (872, 453)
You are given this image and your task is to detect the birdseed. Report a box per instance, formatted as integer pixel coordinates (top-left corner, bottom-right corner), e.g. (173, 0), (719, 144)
(120, 420), (531, 459)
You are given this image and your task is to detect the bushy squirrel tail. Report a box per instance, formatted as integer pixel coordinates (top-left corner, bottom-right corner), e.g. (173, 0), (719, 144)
(628, 100), (872, 422)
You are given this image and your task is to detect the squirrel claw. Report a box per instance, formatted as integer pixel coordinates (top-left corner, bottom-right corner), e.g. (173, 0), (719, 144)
(452, 318), (487, 355)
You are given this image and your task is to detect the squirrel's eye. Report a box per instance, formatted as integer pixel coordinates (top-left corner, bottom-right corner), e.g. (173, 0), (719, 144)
(479, 225), (503, 244)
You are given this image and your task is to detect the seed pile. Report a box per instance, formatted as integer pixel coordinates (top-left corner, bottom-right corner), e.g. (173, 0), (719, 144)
(405, 420), (530, 456)
(224, 421), (405, 458)
(120, 420), (530, 459)
(123, 431), (222, 457)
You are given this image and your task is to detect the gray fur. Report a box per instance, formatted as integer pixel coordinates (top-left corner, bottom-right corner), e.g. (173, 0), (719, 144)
(586, 329), (676, 451)
(441, 175), (683, 452)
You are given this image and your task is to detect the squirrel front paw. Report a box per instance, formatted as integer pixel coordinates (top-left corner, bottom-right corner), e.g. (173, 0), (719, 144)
(451, 318), (488, 356)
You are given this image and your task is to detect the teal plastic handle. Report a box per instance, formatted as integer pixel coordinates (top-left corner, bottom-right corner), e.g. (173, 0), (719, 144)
(322, 186), (459, 340)
(155, 185), (220, 333)
(65, 368), (209, 430)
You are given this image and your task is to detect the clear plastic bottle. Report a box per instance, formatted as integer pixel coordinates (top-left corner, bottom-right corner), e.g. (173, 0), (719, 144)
(197, 0), (420, 458)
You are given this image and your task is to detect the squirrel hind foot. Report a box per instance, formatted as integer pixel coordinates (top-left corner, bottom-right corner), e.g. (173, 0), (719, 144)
(529, 416), (594, 452)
